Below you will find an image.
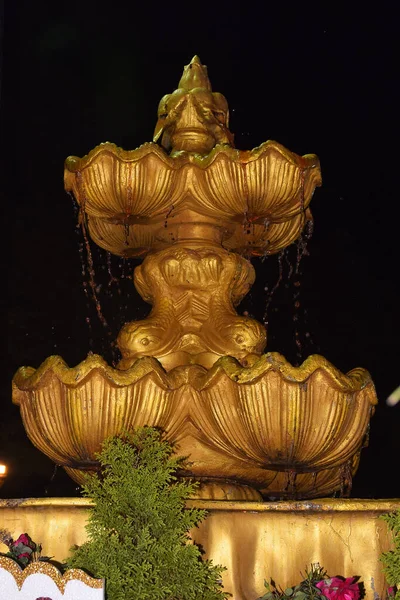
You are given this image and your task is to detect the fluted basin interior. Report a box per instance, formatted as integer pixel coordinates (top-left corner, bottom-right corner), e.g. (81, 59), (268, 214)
(64, 141), (321, 257)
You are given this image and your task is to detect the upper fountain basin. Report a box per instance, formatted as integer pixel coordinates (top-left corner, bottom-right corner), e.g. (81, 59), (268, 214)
(64, 140), (321, 257)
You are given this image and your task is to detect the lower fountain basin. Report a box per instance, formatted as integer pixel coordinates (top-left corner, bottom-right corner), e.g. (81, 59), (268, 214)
(12, 352), (377, 499)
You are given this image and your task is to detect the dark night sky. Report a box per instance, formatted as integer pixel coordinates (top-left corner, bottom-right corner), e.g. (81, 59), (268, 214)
(2, 2), (399, 498)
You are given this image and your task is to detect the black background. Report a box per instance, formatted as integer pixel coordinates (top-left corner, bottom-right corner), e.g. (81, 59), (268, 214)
(2, 2), (399, 498)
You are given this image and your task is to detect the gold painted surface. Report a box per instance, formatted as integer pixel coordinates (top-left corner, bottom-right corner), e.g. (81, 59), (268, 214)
(0, 498), (398, 599)
(64, 56), (321, 258)
(12, 353), (376, 498)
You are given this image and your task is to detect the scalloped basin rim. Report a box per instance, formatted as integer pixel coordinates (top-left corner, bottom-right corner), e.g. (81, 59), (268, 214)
(64, 140), (321, 174)
(12, 352), (376, 400)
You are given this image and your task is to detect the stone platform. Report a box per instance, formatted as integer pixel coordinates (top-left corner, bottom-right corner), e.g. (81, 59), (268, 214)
(0, 498), (398, 599)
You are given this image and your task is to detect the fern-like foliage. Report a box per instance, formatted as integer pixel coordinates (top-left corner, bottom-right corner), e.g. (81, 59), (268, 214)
(381, 511), (400, 598)
(66, 427), (229, 600)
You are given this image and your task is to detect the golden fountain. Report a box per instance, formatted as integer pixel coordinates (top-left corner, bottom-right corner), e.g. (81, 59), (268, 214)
(6, 57), (397, 598)
(13, 55), (375, 500)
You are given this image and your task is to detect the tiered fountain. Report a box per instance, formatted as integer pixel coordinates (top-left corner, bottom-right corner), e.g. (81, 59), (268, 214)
(3, 57), (399, 599)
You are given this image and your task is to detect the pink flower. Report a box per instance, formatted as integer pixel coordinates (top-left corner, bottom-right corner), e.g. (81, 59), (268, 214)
(316, 577), (360, 600)
(388, 588), (395, 597)
(12, 533), (32, 548)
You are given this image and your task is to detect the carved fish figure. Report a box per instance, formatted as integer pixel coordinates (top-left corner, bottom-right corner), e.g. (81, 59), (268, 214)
(202, 280), (266, 361)
(117, 298), (181, 369)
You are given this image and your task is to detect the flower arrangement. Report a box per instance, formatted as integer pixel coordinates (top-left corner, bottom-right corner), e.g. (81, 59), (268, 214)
(257, 563), (362, 600)
(0, 532), (44, 568)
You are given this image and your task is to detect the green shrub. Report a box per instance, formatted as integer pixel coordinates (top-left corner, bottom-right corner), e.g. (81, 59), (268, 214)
(67, 427), (228, 600)
(381, 511), (400, 597)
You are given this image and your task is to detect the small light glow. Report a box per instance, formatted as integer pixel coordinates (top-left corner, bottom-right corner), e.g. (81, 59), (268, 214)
(0, 464), (6, 476)
(387, 385), (400, 407)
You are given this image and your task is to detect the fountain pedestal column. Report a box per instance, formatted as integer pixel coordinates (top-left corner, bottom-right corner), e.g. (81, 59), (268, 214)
(117, 240), (266, 372)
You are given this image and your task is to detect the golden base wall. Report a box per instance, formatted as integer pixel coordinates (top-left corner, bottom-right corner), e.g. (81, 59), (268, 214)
(0, 498), (398, 599)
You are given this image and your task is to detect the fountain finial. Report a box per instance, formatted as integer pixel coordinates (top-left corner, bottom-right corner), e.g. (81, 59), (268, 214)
(178, 55), (212, 91)
(153, 55), (233, 154)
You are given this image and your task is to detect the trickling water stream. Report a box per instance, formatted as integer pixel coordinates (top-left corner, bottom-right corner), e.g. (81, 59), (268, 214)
(69, 191), (147, 365)
(240, 215), (317, 365)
